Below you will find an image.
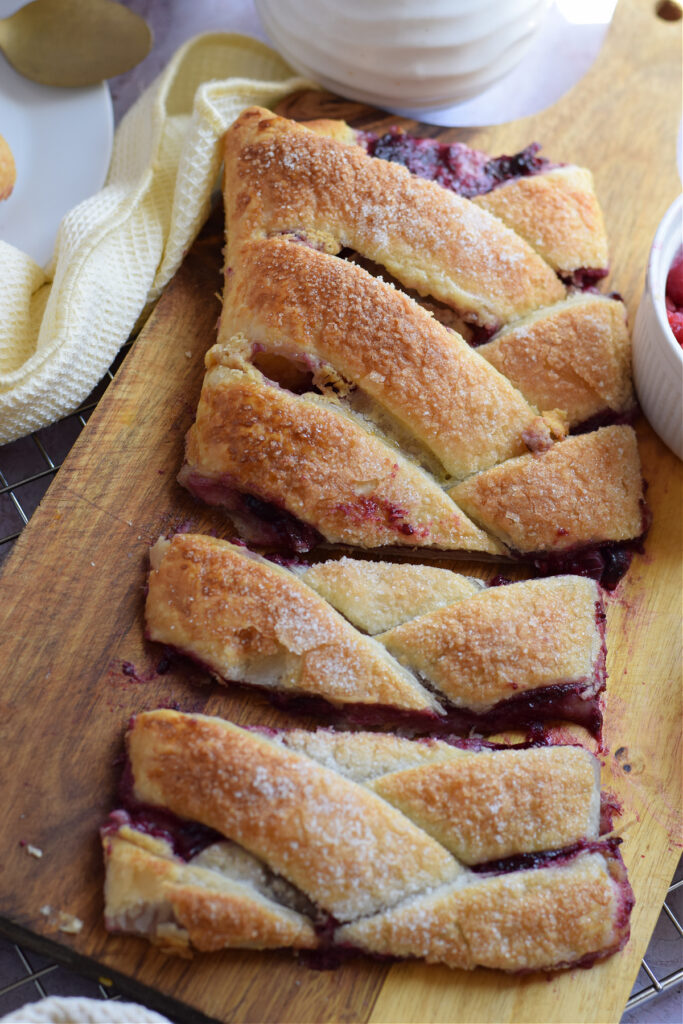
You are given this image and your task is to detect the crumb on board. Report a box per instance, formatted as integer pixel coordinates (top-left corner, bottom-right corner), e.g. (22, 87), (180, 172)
(38, 904), (84, 934)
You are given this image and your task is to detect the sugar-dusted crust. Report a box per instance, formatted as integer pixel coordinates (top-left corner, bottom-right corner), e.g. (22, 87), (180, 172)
(146, 536), (606, 725)
(478, 294), (634, 427)
(275, 731), (601, 864)
(299, 557), (483, 635)
(107, 711), (632, 970)
(0, 134), (15, 201)
(449, 426), (644, 553)
(218, 236), (554, 480)
(472, 166), (609, 277)
(145, 534), (438, 712)
(103, 827), (318, 953)
(378, 576), (604, 709)
(126, 711), (462, 922)
(337, 851), (630, 972)
(223, 108), (565, 329)
(181, 361), (500, 553)
(300, 117), (358, 145)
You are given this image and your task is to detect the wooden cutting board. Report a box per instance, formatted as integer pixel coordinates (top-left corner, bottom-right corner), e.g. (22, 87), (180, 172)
(0, 1), (680, 1021)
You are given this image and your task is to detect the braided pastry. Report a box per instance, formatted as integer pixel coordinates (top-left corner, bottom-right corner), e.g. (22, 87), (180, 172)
(179, 108), (644, 583)
(145, 534), (606, 733)
(102, 710), (633, 971)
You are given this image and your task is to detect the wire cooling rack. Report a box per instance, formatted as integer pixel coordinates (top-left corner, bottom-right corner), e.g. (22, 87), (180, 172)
(0, 352), (681, 1020)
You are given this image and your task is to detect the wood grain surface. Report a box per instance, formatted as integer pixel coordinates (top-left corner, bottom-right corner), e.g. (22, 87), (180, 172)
(0, 1), (681, 1021)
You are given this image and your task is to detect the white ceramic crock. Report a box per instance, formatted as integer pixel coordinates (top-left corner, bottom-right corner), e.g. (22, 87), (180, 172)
(254, 0), (551, 110)
(632, 194), (683, 461)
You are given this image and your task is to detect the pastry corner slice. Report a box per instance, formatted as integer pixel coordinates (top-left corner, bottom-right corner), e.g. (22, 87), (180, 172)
(477, 294), (634, 429)
(299, 557), (484, 635)
(102, 824), (318, 954)
(179, 361), (501, 554)
(472, 164), (609, 284)
(449, 425), (646, 556)
(145, 533), (440, 714)
(336, 847), (633, 972)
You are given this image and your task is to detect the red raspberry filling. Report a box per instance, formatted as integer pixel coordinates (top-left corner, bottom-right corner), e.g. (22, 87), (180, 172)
(665, 247), (683, 346)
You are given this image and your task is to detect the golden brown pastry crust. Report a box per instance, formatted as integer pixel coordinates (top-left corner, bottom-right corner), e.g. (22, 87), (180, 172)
(275, 731), (601, 864)
(127, 711), (462, 922)
(103, 827), (318, 953)
(178, 108), (643, 562)
(478, 294), (634, 427)
(299, 557), (483, 635)
(378, 576), (604, 709)
(337, 852), (626, 972)
(146, 536), (605, 718)
(472, 165), (609, 276)
(223, 108), (565, 329)
(182, 361), (501, 553)
(449, 426), (644, 553)
(219, 235), (553, 480)
(106, 711), (631, 970)
(145, 534), (438, 712)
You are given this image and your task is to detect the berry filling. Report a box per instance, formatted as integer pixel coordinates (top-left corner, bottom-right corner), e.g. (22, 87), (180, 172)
(665, 246), (683, 346)
(359, 131), (553, 199)
(179, 468), (322, 553)
(358, 130), (605, 289)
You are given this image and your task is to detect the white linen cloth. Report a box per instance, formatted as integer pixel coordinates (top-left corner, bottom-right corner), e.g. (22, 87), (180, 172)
(0, 33), (312, 443)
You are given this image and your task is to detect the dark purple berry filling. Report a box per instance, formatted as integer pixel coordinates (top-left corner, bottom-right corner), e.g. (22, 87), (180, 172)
(360, 131), (553, 199)
(179, 469), (322, 553)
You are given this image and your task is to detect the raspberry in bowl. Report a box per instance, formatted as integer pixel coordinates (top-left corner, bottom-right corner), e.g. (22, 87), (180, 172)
(633, 194), (683, 460)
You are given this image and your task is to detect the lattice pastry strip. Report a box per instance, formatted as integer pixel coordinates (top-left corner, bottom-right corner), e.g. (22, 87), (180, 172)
(145, 534), (606, 733)
(102, 710), (633, 971)
(179, 108), (644, 577)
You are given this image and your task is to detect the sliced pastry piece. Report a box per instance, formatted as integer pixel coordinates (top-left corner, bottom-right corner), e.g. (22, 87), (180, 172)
(224, 107), (565, 331)
(477, 294), (634, 429)
(104, 710), (633, 970)
(218, 235), (556, 481)
(179, 360), (500, 554)
(449, 425), (646, 563)
(146, 535), (606, 733)
(145, 534), (440, 715)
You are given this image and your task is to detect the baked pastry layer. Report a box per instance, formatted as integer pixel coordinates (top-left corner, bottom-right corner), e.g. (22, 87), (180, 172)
(179, 361), (501, 554)
(103, 710), (633, 970)
(223, 108), (565, 330)
(477, 294), (633, 429)
(450, 425), (645, 554)
(177, 108), (645, 582)
(145, 534), (607, 733)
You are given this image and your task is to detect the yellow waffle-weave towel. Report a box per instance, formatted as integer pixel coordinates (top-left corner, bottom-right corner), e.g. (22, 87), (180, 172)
(0, 34), (314, 443)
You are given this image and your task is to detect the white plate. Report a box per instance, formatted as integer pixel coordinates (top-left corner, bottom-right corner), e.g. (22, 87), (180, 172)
(0, 0), (113, 268)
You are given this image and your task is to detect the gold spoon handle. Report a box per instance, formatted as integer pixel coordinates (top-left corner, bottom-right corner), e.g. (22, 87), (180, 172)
(0, 0), (152, 88)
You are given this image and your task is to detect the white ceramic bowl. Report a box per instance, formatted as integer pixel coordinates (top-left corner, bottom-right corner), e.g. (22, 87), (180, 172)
(632, 194), (683, 461)
(254, 0), (551, 111)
